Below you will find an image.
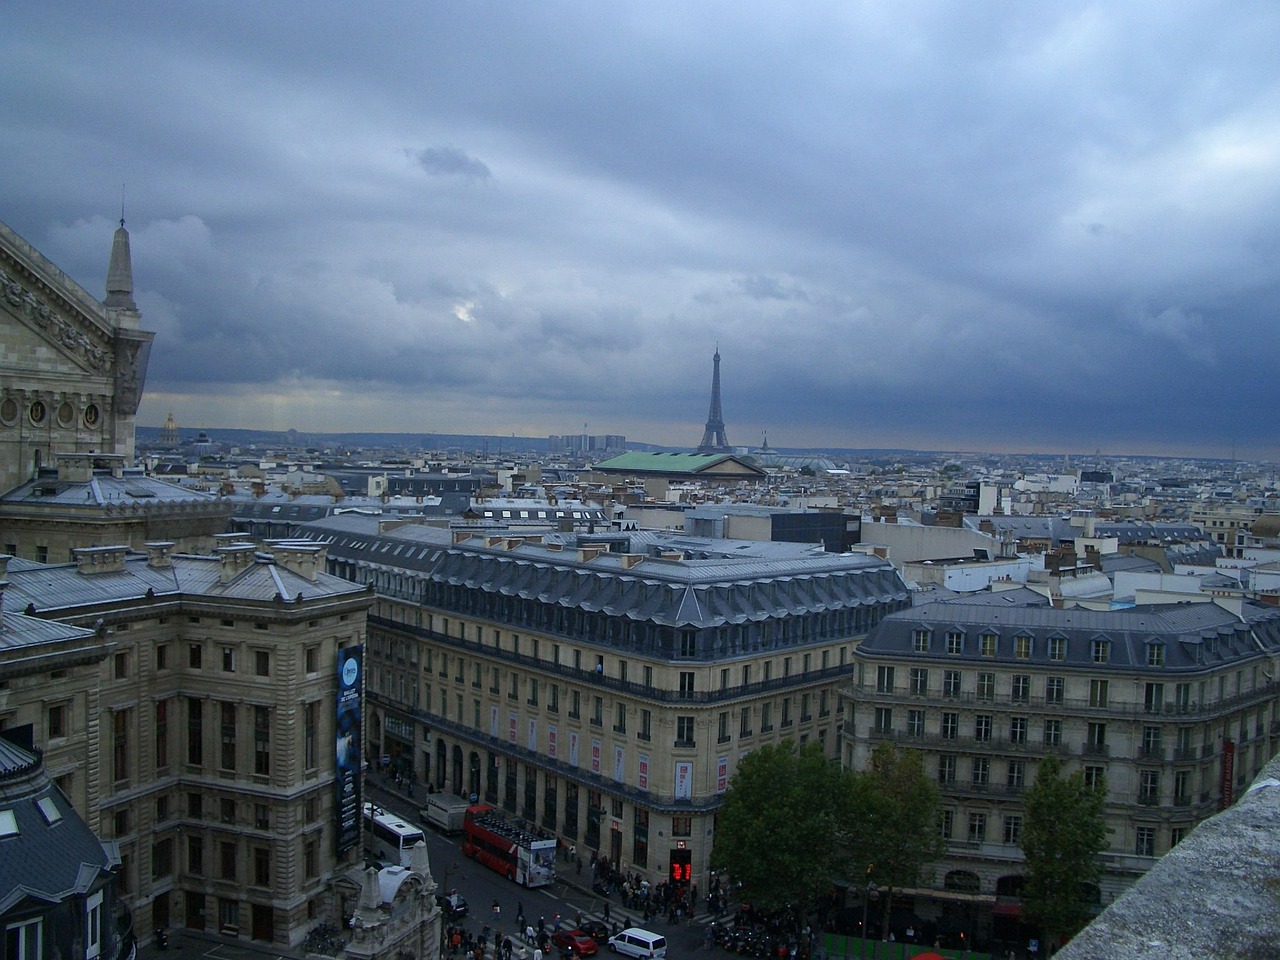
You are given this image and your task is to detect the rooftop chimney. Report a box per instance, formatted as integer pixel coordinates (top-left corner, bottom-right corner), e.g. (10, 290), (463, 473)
(73, 545), (129, 575)
(264, 541), (326, 582)
(217, 545), (257, 583)
(145, 541), (175, 569)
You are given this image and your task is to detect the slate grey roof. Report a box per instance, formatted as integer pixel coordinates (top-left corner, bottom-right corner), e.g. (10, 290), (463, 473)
(229, 492), (476, 526)
(0, 740), (112, 914)
(861, 593), (1280, 673)
(1098, 553), (1163, 576)
(0, 469), (219, 507)
(964, 516), (1216, 549)
(299, 515), (908, 629)
(1, 552), (369, 615)
(0, 611), (96, 652)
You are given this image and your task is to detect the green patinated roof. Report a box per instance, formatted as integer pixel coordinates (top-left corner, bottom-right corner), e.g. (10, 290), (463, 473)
(594, 452), (765, 476)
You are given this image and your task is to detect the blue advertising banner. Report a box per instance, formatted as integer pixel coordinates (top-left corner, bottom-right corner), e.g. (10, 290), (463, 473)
(335, 645), (363, 855)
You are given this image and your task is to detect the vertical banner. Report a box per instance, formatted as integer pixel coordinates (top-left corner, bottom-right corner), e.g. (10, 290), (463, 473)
(569, 731), (580, 767)
(614, 745), (625, 782)
(674, 761), (693, 800)
(548, 724), (558, 759)
(717, 756), (729, 793)
(527, 718), (538, 752)
(638, 753), (649, 791)
(335, 645), (363, 856)
(1220, 738), (1236, 810)
(490, 705), (499, 738)
(591, 737), (602, 774)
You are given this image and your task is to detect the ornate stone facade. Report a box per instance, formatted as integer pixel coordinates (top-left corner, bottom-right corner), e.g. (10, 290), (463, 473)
(0, 217), (154, 495)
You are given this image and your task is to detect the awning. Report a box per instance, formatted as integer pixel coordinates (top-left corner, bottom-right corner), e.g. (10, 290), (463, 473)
(892, 886), (997, 906)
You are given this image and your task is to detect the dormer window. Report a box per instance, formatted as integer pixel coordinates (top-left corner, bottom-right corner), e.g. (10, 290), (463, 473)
(945, 631), (964, 655)
(1146, 644), (1165, 668)
(1092, 639), (1110, 664)
(912, 629), (930, 653)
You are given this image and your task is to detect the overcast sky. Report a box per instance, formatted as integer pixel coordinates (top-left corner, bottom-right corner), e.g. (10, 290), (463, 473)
(4, 2), (1279, 458)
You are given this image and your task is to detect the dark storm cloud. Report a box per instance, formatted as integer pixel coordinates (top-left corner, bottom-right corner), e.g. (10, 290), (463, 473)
(2, 1), (1279, 456)
(414, 147), (492, 180)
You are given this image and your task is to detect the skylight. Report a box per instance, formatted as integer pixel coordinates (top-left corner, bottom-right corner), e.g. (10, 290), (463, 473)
(0, 810), (17, 837)
(36, 796), (61, 824)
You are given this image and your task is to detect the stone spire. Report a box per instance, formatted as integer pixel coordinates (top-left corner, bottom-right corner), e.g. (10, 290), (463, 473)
(104, 216), (137, 312)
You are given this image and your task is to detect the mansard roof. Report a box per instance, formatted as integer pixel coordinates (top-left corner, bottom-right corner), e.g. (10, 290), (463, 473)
(299, 514), (908, 629)
(1, 549), (368, 615)
(861, 592), (1280, 672)
(0, 738), (114, 915)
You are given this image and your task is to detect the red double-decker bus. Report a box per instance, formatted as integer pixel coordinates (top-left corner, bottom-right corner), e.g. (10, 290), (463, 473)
(461, 804), (557, 887)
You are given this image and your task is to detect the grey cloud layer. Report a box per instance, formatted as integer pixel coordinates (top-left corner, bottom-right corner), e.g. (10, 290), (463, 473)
(3, 1), (1279, 456)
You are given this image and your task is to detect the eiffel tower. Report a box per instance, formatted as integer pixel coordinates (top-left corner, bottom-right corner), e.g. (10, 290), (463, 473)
(697, 347), (732, 454)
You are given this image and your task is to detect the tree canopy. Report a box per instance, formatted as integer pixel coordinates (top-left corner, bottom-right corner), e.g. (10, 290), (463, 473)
(848, 745), (946, 893)
(1019, 754), (1109, 946)
(711, 742), (947, 919)
(710, 741), (850, 911)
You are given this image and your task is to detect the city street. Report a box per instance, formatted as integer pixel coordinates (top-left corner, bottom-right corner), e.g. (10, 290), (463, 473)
(141, 778), (712, 960)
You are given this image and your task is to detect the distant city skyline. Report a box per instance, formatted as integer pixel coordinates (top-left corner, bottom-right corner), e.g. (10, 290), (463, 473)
(3, 3), (1279, 461)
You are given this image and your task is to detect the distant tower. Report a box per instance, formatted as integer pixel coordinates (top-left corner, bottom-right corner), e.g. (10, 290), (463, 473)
(697, 347), (731, 455)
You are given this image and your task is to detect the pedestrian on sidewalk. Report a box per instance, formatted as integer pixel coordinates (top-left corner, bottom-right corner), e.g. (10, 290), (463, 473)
(517, 903), (525, 929)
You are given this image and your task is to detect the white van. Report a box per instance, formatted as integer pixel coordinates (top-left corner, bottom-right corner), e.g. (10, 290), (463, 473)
(607, 928), (666, 960)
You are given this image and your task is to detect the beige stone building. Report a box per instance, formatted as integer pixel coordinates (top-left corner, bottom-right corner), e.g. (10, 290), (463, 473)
(840, 587), (1280, 944)
(0, 217), (231, 557)
(0, 216), (442, 953)
(296, 514), (910, 890)
(1, 542), (374, 943)
(0, 218), (153, 494)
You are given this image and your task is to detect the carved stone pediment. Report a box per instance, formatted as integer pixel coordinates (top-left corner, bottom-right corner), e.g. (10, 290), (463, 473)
(1, 247), (114, 377)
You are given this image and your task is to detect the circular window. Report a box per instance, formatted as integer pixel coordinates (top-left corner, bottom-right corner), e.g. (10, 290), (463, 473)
(0, 398), (16, 426)
(29, 400), (46, 424)
(57, 402), (74, 427)
(84, 404), (100, 427)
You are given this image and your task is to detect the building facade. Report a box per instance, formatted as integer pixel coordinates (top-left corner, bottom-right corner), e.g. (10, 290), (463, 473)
(840, 589), (1280, 940)
(0, 218), (154, 496)
(296, 515), (910, 889)
(0, 543), (374, 945)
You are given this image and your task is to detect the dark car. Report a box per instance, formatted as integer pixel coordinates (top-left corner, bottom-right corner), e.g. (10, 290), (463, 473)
(437, 892), (469, 920)
(578, 920), (610, 946)
(551, 929), (600, 957)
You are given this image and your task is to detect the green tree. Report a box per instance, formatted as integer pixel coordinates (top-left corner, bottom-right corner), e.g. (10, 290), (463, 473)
(1019, 754), (1109, 947)
(846, 746), (946, 936)
(711, 741), (850, 911)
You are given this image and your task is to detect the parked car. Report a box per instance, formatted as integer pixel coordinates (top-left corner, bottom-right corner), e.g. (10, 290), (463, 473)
(437, 891), (469, 920)
(551, 929), (600, 956)
(579, 920), (611, 946)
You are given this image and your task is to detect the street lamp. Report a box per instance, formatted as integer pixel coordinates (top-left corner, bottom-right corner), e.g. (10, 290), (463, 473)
(861, 866), (877, 960)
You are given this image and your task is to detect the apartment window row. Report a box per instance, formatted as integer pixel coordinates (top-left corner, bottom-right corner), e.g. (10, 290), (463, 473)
(377, 575), (897, 654)
(910, 629), (1144, 667)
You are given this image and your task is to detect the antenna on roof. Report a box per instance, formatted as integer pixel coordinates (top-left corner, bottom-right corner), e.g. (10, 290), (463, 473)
(120, 184), (126, 228)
